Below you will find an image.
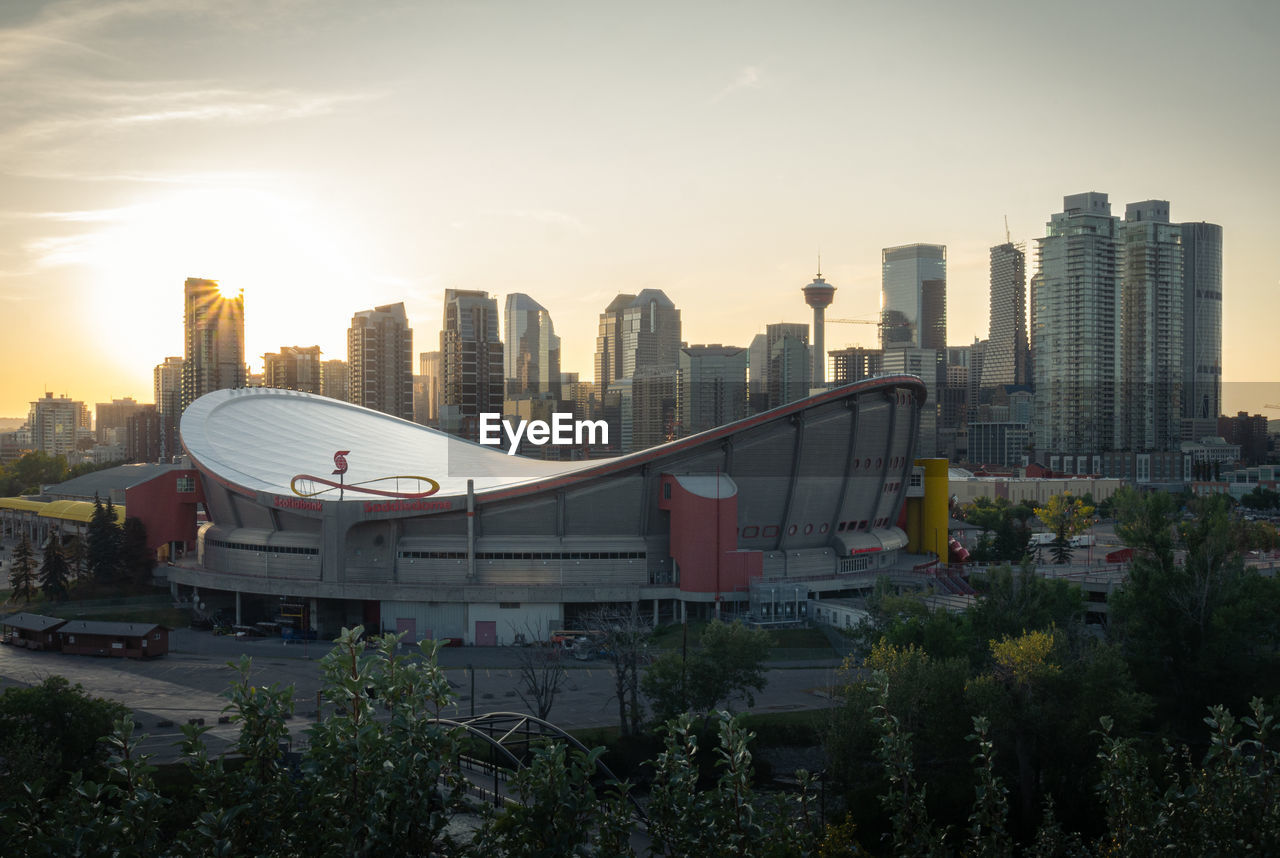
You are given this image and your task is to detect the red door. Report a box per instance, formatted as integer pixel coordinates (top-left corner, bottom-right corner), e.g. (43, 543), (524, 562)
(475, 620), (496, 646)
(395, 618), (416, 644)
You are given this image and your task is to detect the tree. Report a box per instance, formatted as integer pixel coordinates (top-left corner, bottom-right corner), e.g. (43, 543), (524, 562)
(7, 533), (38, 603)
(119, 516), (155, 589)
(643, 619), (772, 724)
(513, 633), (569, 720)
(583, 606), (653, 735)
(87, 494), (123, 588)
(1035, 492), (1094, 564)
(61, 532), (88, 592)
(1109, 490), (1280, 733)
(39, 529), (70, 601)
(0, 676), (130, 801)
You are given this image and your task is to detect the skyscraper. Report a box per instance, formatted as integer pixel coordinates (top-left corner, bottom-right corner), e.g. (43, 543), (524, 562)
(881, 244), (946, 350)
(263, 345), (323, 394)
(28, 392), (89, 456)
(348, 302), (414, 421)
(765, 323), (811, 410)
(440, 290), (503, 439)
(154, 356), (183, 461)
(416, 351), (441, 426)
(1032, 193), (1121, 456)
(1119, 200), (1184, 452)
(504, 293), (562, 399)
(981, 242), (1029, 388)
(181, 277), (245, 413)
(621, 289), (682, 377)
(594, 293), (635, 390)
(1180, 221), (1223, 440)
(677, 344), (748, 436)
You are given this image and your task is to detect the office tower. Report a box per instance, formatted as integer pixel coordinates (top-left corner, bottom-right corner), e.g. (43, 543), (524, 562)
(595, 294), (635, 390)
(1181, 222), (1223, 440)
(829, 346), (882, 385)
(677, 345), (748, 436)
(1120, 201), (1184, 452)
(1218, 412), (1267, 466)
(1032, 193), (1121, 456)
(621, 289), (682, 377)
(982, 242), (1029, 388)
(881, 244), (946, 349)
(880, 349), (938, 457)
(95, 397), (142, 445)
(416, 351), (441, 426)
(181, 277), (245, 412)
(263, 345), (323, 394)
(766, 323), (811, 409)
(320, 359), (349, 402)
(801, 270), (835, 386)
(631, 367), (678, 450)
(504, 294), (562, 399)
(348, 302), (414, 421)
(440, 290), (503, 439)
(28, 392), (88, 456)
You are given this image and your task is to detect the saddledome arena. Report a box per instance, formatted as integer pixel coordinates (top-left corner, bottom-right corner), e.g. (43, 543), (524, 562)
(173, 376), (928, 644)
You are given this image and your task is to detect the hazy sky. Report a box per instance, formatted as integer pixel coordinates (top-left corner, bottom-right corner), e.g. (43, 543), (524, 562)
(2, 0), (1278, 418)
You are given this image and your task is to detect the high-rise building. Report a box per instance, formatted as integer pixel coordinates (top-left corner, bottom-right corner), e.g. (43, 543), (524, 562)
(95, 397), (143, 445)
(416, 351), (441, 426)
(757, 323), (810, 410)
(1032, 193), (1121, 456)
(320, 359), (349, 402)
(440, 290), (503, 439)
(881, 244), (946, 350)
(981, 242), (1029, 388)
(28, 392), (89, 456)
(1218, 412), (1268, 466)
(677, 345), (748, 436)
(1180, 222), (1223, 440)
(154, 356), (184, 461)
(595, 294), (635, 391)
(829, 347), (882, 386)
(181, 277), (245, 413)
(880, 348), (939, 457)
(1120, 200), (1184, 452)
(348, 302), (414, 421)
(125, 404), (161, 464)
(263, 345), (323, 394)
(504, 294), (562, 399)
(621, 289), (682, 378)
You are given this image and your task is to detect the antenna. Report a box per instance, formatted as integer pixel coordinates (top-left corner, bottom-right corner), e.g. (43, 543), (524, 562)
(816, 250), (822, 278)
(1004, 215), (1011, 244)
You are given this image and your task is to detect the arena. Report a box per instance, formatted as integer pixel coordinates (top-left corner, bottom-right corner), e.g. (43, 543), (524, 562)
(170, 376), (928, 643)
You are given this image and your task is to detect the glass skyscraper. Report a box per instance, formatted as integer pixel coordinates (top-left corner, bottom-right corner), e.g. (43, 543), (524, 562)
(881, 243), (946, 350)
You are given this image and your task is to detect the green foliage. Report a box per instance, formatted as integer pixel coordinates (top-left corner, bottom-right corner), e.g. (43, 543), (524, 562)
(39, 528), (71, 601)
(120, 516), (156, 588)
(1240, 485), (1280, 510)
(961, 497), (1033, 564)
(87, 494), (124, 588)
(1109, 489), (1280, 733)
(1034, 493), (1094, 565)
(7, 532), (38, 602)
(642, 619), (772, 724)
(0, 450), (69, 496)
(0, 675), (130, 800)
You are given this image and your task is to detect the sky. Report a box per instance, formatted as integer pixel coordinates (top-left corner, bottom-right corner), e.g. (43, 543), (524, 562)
(2, 0), (1279, 419)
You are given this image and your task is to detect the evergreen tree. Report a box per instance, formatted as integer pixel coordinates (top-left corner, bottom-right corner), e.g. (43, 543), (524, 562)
(8, 534), (38, 603)
(119, 517), (155, 589)
(61, 532), (87, 591)
(38, 530), (70, 602)
(87, 494), (123, 588)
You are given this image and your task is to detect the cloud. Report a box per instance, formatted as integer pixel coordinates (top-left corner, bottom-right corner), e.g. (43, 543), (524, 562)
(714, 65), (763, 101)
(492, 208), (590, 234)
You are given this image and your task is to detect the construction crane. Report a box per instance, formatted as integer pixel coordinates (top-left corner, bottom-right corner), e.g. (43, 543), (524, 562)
(828, 318), (910, 328)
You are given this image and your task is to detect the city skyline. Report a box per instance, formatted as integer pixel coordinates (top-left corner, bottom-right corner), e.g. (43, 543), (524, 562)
(2, 1), (1279, 417)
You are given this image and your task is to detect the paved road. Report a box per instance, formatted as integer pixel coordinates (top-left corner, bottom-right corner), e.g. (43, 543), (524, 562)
(0, 629), (844, 761)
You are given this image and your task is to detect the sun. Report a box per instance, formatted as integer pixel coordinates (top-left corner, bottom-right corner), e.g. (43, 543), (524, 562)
(79, 182), (372, 379)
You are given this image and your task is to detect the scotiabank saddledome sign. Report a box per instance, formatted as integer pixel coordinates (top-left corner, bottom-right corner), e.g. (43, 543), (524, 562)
(286, 450), (441, 502)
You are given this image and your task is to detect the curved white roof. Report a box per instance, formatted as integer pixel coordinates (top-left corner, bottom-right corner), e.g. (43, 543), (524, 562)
(181, 388), (606, 499)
